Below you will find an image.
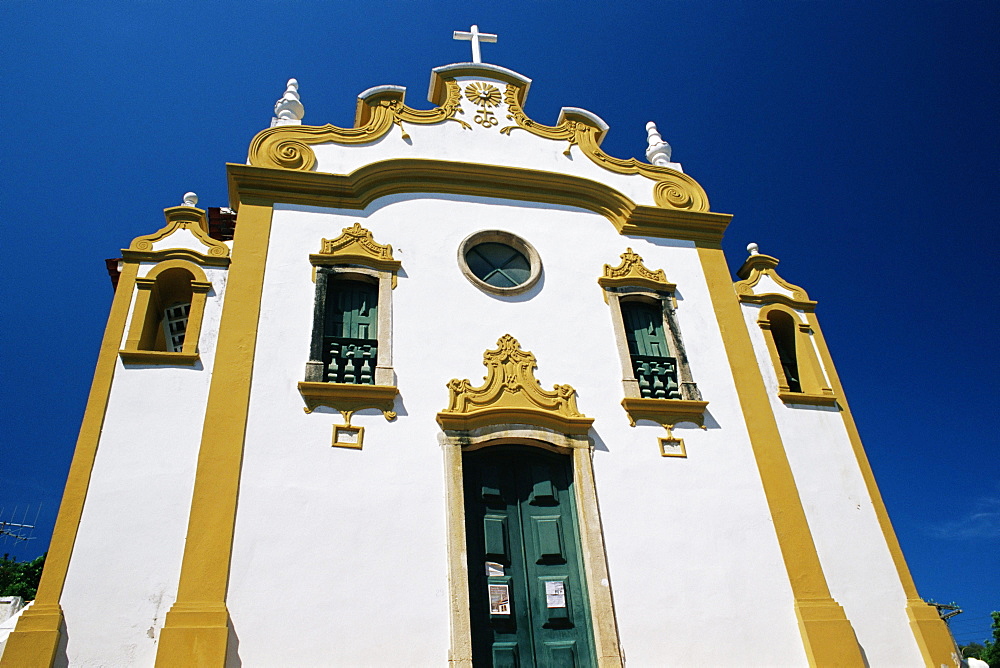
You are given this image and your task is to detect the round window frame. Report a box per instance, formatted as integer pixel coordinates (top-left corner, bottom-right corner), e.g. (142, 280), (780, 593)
(457, 230), (542, 296)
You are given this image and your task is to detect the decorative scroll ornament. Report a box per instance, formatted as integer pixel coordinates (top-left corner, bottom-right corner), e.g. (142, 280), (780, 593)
(248, 80), (470, 170)
(437, 335), (593, 435)
(465, 81), (502, 128)
(309, 223), (401, 285)
(126, 195), (230, 263)
(497, 84), (711, 211)
(734, 245), (816, 310)
(246, 69), (711, 214)
(598, 248), (675, 293)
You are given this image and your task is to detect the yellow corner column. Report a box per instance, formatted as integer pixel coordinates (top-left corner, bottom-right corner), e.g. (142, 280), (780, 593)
(0, 264), (140, 668)
(698, 245), (864, 667)
(806, 313), (957, 667)
(154, 202), (274, 667)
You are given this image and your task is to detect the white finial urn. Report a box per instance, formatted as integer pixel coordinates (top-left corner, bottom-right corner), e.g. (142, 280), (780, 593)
(645, 121), (673, 166)
(271, 78), (304, 127)
(747, 242), (760, 256)
(183, 192), (198, 207)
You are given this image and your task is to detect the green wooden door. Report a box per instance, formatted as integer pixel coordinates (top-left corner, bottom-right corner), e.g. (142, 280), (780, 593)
(464, 446), (596, 668)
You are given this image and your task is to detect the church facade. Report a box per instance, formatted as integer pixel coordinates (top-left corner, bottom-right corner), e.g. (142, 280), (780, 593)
(1, 54), (957, 667)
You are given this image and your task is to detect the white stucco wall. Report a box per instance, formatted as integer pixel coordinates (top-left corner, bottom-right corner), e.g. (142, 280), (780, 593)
(227, 197), (807, 666)
(59, 264), (227, 667)
(742, 303), (925, 667)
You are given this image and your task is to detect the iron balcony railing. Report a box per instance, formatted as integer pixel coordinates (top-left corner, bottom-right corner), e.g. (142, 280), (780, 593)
(631, 354), (681, 399)
(324, 337), (377, 385)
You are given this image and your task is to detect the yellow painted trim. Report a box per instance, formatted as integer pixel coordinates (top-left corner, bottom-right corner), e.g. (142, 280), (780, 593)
(658, 435), (687, 457)
(227, 162), (732, 245)
(776, 391), (838, 407)
(806, 311), (958, 666)
(755, 303), (835, 401)
(249, 80), (469, 172)
(251, 66), (709, 215)
(121, 259), (212, 363)
(620, 397), (708, 429)
(735, 253), (816, 311)
(121, 247), (230, 267)
(331, 423), (364, 449)
(297, 381), (398, 420)
(0, 263), (140, 668)
(154, 202), (275, 667)
(697, 245), (864, 667)
(129, 205), (230, 259)
(119, 350), (200, 365)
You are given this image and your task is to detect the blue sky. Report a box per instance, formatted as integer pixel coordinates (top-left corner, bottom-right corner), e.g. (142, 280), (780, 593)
(1, 0), (997, 647)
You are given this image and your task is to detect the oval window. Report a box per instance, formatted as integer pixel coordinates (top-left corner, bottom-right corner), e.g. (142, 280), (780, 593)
(458, 231), (542, 296)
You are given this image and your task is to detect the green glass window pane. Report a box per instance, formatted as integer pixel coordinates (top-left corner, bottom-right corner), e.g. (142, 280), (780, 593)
(467, 243), (531, 288)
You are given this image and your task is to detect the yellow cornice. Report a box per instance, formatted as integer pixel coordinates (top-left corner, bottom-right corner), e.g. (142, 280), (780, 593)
(598, 248), (676, 293)
(227, 161), (731, 244)
(127, 205), (230, 260)
(437, 335), (594, 436)
(735, 253), (816, 310)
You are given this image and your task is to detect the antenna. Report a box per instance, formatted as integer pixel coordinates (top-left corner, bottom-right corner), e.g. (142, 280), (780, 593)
(0, 504), (40, 553)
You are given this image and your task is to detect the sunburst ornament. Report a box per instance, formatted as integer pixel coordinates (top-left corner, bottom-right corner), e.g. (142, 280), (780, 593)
(464, 82), (501, 108)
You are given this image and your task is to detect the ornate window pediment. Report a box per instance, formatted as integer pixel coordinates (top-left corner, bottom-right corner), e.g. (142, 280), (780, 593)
(598, 247), (676, 295)
(310, 222), (401, 283)
(436, 335), (593, 435)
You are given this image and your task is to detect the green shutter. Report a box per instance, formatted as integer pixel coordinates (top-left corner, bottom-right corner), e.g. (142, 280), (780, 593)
(322, 280), (379, 384)
(622, 301), (669, 358)
(326, 280), (378, 340)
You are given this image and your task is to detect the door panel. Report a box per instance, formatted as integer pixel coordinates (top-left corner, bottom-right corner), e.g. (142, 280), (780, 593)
(464, 446), (596, 667)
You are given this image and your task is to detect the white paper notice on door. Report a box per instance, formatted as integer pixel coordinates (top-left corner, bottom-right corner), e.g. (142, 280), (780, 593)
(545, 580), (566, 608)
(489, 584), (511, 614)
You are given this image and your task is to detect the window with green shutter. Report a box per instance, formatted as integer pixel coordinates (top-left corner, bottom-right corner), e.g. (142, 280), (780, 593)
(321, 279), (378, 384)
(620, 300), (681, 399)
(305, 270), (381, 385)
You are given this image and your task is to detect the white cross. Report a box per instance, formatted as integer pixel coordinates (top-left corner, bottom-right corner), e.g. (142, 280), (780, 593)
(453, 24), (497, 64)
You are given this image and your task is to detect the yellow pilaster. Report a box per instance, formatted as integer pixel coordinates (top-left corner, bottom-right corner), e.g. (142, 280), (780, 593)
(698, 246), (864, 667)
(0, 263), (139, 668)
(154, 202), (274, 667)
(806, 312), (958, 667)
